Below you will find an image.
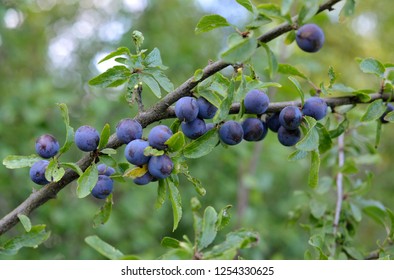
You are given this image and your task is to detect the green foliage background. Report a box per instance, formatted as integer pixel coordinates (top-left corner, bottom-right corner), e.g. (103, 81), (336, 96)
(1, 0), (394, 259)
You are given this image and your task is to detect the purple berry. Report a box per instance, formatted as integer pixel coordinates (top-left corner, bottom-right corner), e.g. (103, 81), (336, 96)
(244, 89), (270, 114)
(148, 155), (174, 179)
(242, 118), (265, 142)
(116, 118), (143, 144)
(278, 126), (301, 146)
(91, 175), (114, 199)
(124, 139), (151, 166)
(148, 125), (173, 150)
(29, 160), (50, 185)
(75, 125), (100, 152)
(296, 24), (325, 53)
(266, 112), (281, 133)
(175, 97), (199, 122)
(279, 106), (303, 130)
(133, 172), (154, 185)
(219, 121), (243, 145)
(35, 134), (60, 158)
(97, 163), (115, 176)
(181, 118), (207, 139)
(197, 97), (217, 119)
(302, 97), (328, 120)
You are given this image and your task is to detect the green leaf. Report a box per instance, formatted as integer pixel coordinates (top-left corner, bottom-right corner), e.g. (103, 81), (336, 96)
(340, 0), (356, 20)
(45, 158), (65, 182)
(0, 225), (50, 255)
(308, 150), (320, 188)
(100, 148), (117, 155)
(17, 214), (32, 232)
(183, 170), (206, 196)
(89, 65), (131, 88)
(288, 149), (308, 161)
(288, 76), (305, 105)
(284, 30), (296, 45)
(299, 1), (320, 24)
(236, 0), (255, 13)
(98, 123), (110, 150)
(58, 103), (74, 154)
(281, 0), (293, 15)
(98, 47), (131, 63)
(143, 146), (165, 156)
(216, 205), (232, 231)
(328, 66), (337, 87)
(168, 181), (182, 231)
(155, 179), (167, 209)
(359, 57), (385, 78)
(2, 154), (41, 169)
(93, 194), (113, 228)
(362, 202), (387, 228)
(309, 198), (326, 218)
(316, 123), (333, 154)
(329, 118), (349, 138)
(76, 164), (98, 199)
(183, 128), (219, 159)
(161, 237), (181, 249)
(361, 99), (387, 122)
(193, 69), (204, 82)
(213, 80), (235, 123)
(149, 69), (174, 92)
(296, 123), (319, 152)
(384, 110), (394, 122)
(350, 203), (362, 222)
(262, 43), (278, 78)
(203, 229), (259, 260)
(195, 14), (230, 34)
(59, 162), (82, 176)
(220, 37), (257, 64)
(85, 235), (124, 260)
(198, 206), (218, 250)
(141, 73), (161, 98)
(257, 3), (283, 18)
(246, 14), (272, 30)
(278, 64), (307, 79)
(165, 131), (185, 152)
(99, 155), (117, 168)
(145, 47), (166, 69)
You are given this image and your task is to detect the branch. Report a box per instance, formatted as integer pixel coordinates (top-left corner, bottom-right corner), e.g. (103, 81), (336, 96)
(0, 0), (345, 236)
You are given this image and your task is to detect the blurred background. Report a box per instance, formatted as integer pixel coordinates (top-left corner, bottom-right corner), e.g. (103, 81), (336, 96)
(1, 0), (394, 259)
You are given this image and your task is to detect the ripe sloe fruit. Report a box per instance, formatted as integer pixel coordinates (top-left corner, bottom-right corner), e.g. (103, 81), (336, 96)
(124, 139), (151, 166)
(91, 175), (114, 199)
(380, 103), (394, 124)
(244, 89), (270, 114)
(302, 97), (328, 120)
(75, 125), (100, 152)
(181, 118), (207, 139)
(148, 155), (174, 179)
(197, 97), (217, 119)
(266, 112), (281, 132)
(97, 163), (115, 176)
(148, 125), (173, 150)
(278, 126), (301, 147)
(279, 106), (303, 130)
(29, 160), (50, 185)
(206, 123), (215, 131)
(116, 118), (143, 144)
(219, 121), (244, 145)
(242, 118), (265, 142)
(35, 134), (59, 158)
(133, 172), (154, 185)
(175, 97), (199, 122)
(256, 121), (268, 141)
(296, 24), (325, 53)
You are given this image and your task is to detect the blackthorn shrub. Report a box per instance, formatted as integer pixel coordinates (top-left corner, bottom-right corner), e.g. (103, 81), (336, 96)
(296, 23), (325, 53)
(244, 89), (270, 114)
(175, 96), (199, 122)
(91, 175), (114, 199)
(116, 118), (143, 144)
(302, 97), (328, 120)
(148, 154), (174, 179)
(74, 125), (100, 152)
(124, 139), (151, 166)
(29, 160), (50, 185)
(35, 134), (59, 159)
(279, 106), (303, 130)
(219, 120), (244, 145)
(148, 125), (173, 150)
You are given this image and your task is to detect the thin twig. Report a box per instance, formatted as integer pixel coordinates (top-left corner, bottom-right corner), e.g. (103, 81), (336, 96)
(332, 133), (345, 256)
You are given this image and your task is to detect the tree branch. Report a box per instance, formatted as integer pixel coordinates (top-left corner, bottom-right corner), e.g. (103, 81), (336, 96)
(0, 0), (345, 236)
